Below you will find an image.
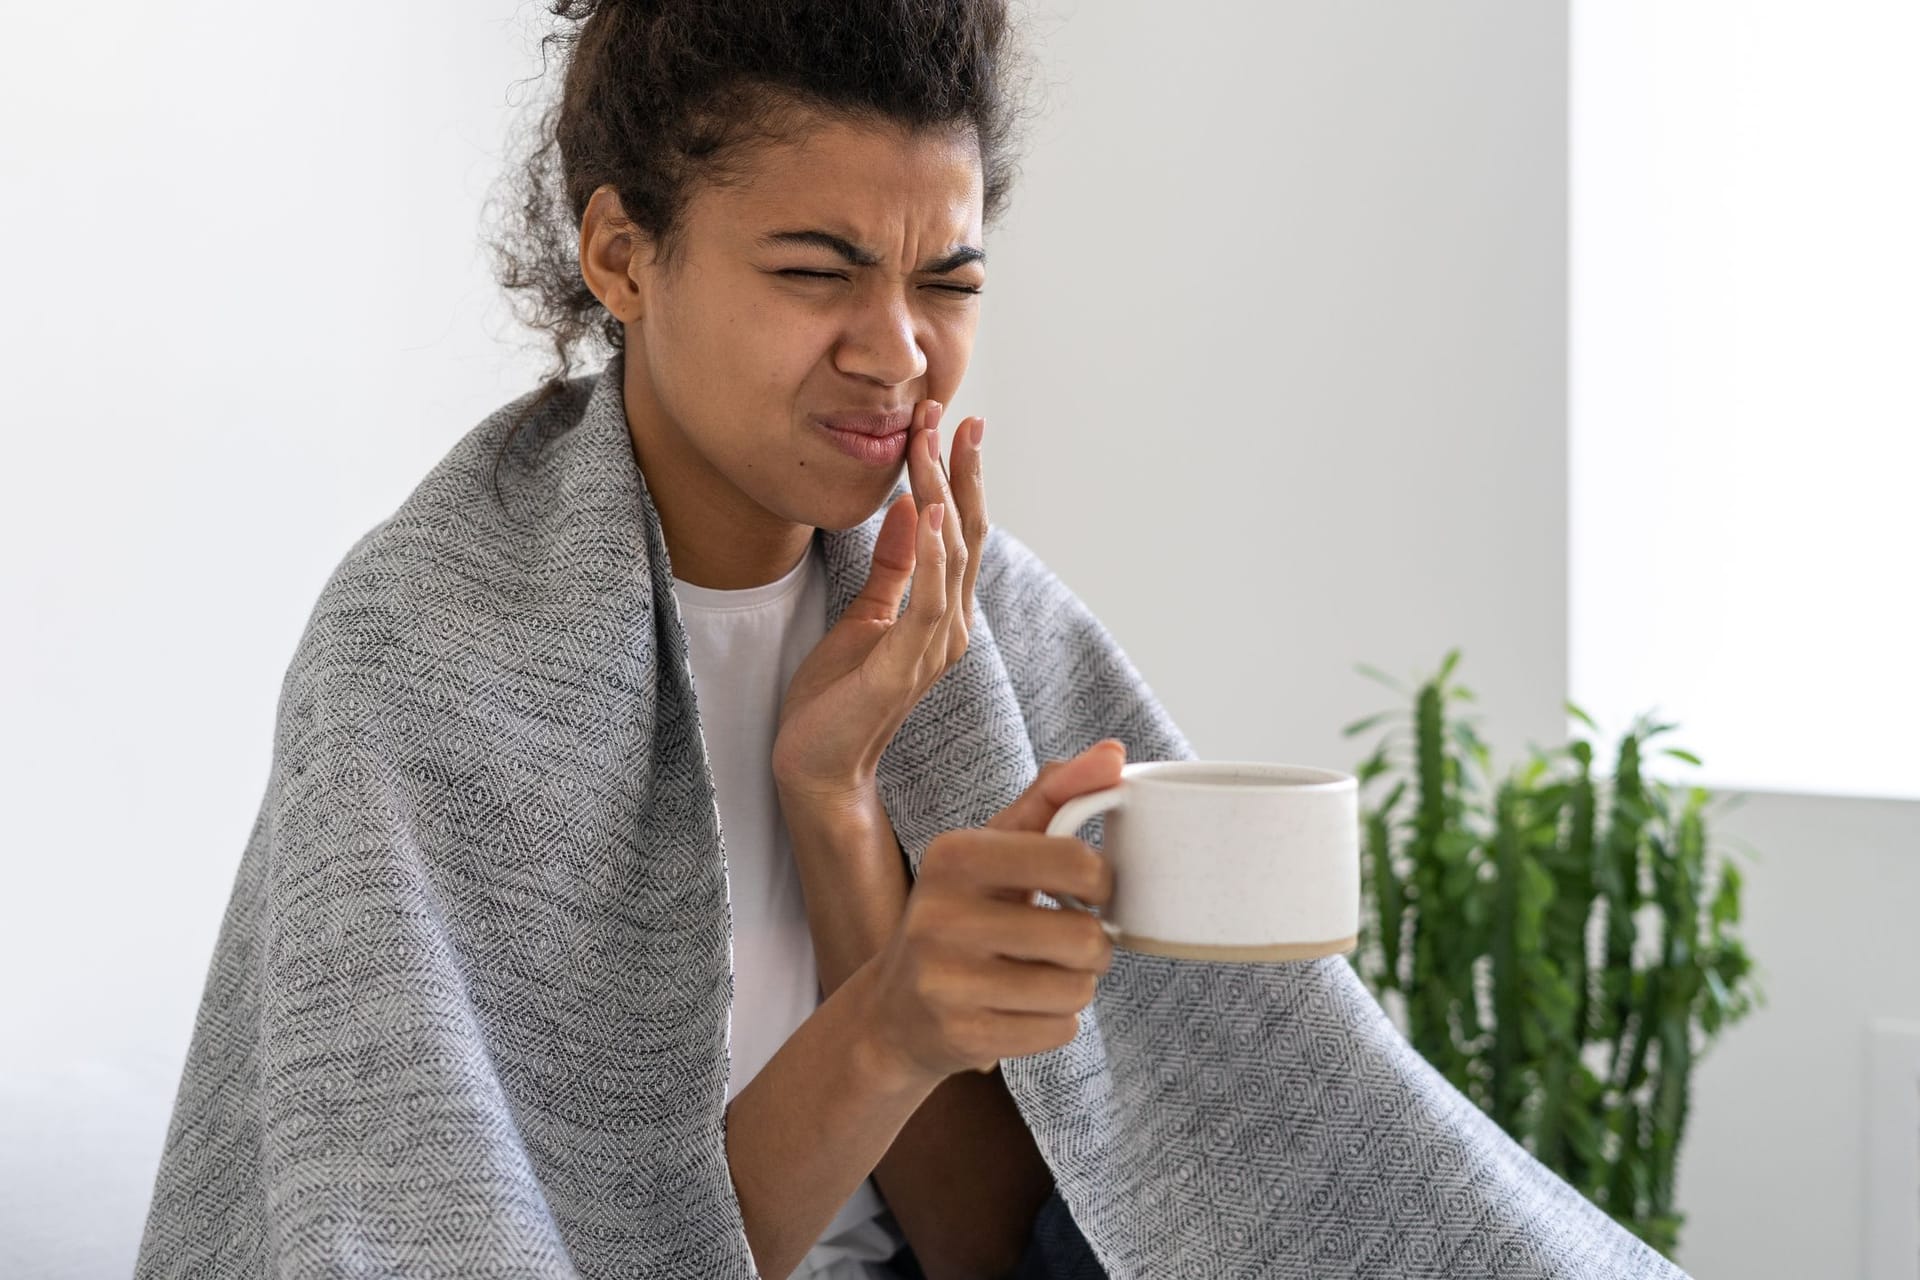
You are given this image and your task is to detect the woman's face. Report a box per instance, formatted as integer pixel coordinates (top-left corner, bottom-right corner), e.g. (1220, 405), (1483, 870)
(591, 108), (986, 538)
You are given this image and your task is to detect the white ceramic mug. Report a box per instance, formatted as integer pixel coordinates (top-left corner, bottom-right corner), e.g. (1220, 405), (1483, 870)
(1044, 760), (1360, 961)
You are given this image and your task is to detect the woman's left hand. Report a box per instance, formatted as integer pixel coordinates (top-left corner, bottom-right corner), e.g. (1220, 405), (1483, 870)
(772, 399), (987, 813)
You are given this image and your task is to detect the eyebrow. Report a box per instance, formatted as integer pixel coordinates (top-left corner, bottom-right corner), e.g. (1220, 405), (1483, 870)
(757, 229), (986, 274)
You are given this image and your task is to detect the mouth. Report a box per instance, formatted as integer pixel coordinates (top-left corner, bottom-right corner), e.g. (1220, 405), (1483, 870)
(808, 408), (915, 467)
(814, 419), (910, 466)
(810, 408), (914, 436)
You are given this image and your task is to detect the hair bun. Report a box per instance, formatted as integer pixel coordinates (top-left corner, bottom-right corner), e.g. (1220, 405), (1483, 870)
(552, 0), (635, 21)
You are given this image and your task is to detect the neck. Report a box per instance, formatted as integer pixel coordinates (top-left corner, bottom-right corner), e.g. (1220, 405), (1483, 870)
(620, 372), (814, 591)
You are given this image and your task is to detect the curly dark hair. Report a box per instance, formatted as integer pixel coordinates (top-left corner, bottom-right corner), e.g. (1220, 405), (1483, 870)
(479, 0), (1043, 495)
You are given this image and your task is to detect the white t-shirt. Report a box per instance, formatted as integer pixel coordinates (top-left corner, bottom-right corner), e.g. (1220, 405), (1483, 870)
(669, 538), (908, 1280)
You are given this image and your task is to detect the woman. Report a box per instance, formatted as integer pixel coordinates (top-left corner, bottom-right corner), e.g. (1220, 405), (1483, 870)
(538, 7), (1107, 1277)
(136, 3), (1695, 1278)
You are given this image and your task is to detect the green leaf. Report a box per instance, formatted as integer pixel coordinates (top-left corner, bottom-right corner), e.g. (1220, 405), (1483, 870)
(1661, 748), (1704, 766)
(1437, 648), (1463, 684)
(1702, 968), (1731, 1015)
(1565, 700), (1599, 732)
(1355, 662), (1410, 695)
(1435, 829), (1478, 865)
(1342, 710), (1399, 738)
(1709, 863), (1743, 928)
(1463, 890), (1487, 928)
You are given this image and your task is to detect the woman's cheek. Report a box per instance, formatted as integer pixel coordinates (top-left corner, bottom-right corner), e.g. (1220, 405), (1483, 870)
(925, 313), (978, 378)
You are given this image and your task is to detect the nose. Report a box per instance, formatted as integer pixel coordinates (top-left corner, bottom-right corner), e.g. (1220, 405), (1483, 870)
(833, 290), (928, 387)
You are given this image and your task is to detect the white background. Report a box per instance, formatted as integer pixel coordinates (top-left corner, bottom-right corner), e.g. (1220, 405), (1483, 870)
(1571, 0), (1920, 802)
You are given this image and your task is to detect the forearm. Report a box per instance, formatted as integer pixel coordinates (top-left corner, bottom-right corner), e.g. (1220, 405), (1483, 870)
(780, 795), (1057, 1280)
(726, 963), (936, 1280)
(782, 794), (914, 1000)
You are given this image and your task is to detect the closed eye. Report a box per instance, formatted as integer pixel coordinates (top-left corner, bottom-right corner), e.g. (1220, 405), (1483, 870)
(778, 269), (981, 294)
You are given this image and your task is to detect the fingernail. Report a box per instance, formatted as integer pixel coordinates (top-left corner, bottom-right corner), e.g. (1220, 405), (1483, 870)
(1098, 918), (1122, 942)
(929, 501), (945, 530)
(923, 429), (938, 464)
(970, 418), (985, 449)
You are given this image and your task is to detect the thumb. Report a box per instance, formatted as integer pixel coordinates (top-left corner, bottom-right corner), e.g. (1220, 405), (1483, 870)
(987, 739), (1128, 833)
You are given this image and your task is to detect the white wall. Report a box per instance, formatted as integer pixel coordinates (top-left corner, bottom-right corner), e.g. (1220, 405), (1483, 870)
(1670, 792), (1920, 1279)
(3, 2), (1907, 1278)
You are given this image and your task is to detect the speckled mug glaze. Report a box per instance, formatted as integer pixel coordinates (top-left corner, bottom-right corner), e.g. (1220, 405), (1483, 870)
(1044, 760), (1360, 961)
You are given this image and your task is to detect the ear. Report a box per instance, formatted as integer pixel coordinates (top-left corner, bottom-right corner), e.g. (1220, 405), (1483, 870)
(579, 184), (654, 324)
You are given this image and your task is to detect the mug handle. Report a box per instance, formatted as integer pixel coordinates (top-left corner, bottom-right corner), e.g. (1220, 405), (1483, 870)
(1043, 783), (1129, 929)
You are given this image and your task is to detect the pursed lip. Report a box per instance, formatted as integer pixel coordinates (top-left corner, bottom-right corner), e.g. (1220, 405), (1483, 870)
(810, 408), (914, 437)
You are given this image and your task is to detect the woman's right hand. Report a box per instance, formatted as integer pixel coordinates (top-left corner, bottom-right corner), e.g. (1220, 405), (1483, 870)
(853, 740), (1128, 1089)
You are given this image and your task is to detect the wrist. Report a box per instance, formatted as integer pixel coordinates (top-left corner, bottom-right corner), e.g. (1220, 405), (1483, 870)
(774, 769), (882, 819)
(777, 777), (892, 856)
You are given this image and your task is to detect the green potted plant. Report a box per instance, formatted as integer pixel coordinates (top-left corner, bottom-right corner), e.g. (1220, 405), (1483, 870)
(1341, 648), (1766, 1260)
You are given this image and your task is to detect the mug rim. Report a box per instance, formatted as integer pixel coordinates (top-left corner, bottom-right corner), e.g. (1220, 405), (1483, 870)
(1117, 759), (1356, 791)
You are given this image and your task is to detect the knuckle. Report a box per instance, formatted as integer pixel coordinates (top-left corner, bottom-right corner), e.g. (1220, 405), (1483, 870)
(923, 965), (962, 1013)
(957, 1012), (994, 1063)
(931, 831), (986, 882)
(1079, 915), (1110, 965)
(1071, 842), (1112, 903)
(909, 967), (939, 1009)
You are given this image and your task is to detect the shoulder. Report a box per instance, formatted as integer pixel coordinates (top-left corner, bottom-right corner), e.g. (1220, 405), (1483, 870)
(977, 524), (1082, 617)
(975, 523), (1118, 652)
(278, 375), (597, 715)
(971, 522), (1198, 763)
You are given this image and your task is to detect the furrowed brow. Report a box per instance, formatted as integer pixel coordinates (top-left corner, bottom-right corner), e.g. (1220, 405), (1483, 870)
(758, 229), (986, 273)
(922, 244), (987, 273)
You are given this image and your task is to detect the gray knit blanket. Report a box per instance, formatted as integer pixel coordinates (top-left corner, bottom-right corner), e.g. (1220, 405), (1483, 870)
(135, 353), (1692, 1278)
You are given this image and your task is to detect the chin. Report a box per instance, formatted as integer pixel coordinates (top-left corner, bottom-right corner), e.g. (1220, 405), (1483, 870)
(801, 475), (907, 533)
